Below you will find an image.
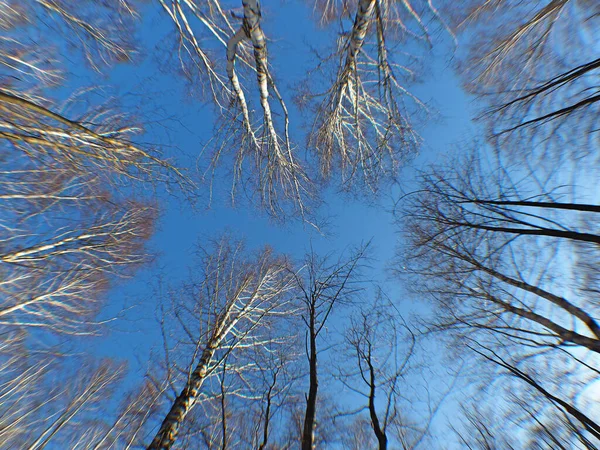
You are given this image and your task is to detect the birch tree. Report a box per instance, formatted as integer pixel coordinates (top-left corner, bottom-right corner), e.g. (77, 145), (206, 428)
(303, 0), (444, 192)
(0, 348), (128, 450)
(170, 337), (301, 450)
(157, 0), (453, 213)
(158, 0), (310, 218)
(147, 238), (296, 449)
(446, 0), (600, 165)
(1, 0), (189, 340)
(0, 1), (190, 446)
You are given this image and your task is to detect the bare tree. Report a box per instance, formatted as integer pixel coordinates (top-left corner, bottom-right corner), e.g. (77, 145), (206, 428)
(450, 342), (600, 449)
(0, 2), (191, 447)
(147, 237), (296, 449)
(449, 0), (599, 91)
(0, 330), (50, 447)
(157, 0), (310, 218)
(339, 301), (412, 449)
(1, 202), (155, 334)
(292, 245), (367, 449)
(445, 0), (600, 165)
(1, 0), (188, 188)
(416, 12), (600, 444)
(1, 0), (190, 342)
(399, 149), (600, 446)
(86, 379), (165, 450)
(469, 342), (600, 445)
(278, 391), (345, 449)
(0, 0), (138, 92)
(174, 335), (303, 450)
(402, 151), (600, 349)
(450, 403), (518, 450)
(243, 338), (301, 450)
(156, 0), (453, 211)
(335, 294), (448, 450)
(339, 416), (378, 449)
(25, 359), (126, 450)
(302, 0), (450, 192)
(0, 347), (128, 450)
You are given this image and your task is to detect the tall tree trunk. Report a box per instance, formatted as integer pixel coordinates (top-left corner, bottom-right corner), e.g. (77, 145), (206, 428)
(148, 345), (216, 449)
(302, 322), (318, 450)
(334, 0), (376, 104)
(367, 355), (387, 450)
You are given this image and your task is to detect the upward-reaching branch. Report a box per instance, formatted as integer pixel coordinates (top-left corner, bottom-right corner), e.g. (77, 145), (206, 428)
(148, 238), (295, 449)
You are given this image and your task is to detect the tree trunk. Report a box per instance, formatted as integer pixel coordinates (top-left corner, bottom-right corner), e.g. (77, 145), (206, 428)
(334, 0), (376, 103)
(367, 356), (387, 450)
(147, 345), (216, 449)
(302, 324), (318, 450)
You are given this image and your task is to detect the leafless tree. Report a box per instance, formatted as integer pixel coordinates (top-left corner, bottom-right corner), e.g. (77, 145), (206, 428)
(0, 2), (191, 447)
(1, 0), (190, 192)
(85, 378), (165, 450)
(0, 330), (50, 446)
(335, 294), (448, 450)
(469, 342), (600, 445)
(25, 359), (126, 450)
(448, 0), (599, 90)
(170, 336), (303, 450)
(398, 0), (600, 425)
(399, 149), (600, 446)
(1, 0), (190, 343)
(450, 403), (518, 450)
(0, 0), (139, 92)
(158, 0), (311, 219)
(1, 201), (155, 334)
(0, 90), (189, 189)
(301, 0), (450, 192)
(338, 301), (412, 449)
(291, 245), (367, 449)
(146, 237), (296, 449)
(339, 416), (378, 449)
(449, 342), (600, 449)
(0, 347), (129, 449)
(402, 151), (600, 348)
(445, 0), (600, 165)
(1, 0), (186, 185)
(240, 338), (302, 450)
(278, 391), (345, 449)
(157, 0), (453, 211)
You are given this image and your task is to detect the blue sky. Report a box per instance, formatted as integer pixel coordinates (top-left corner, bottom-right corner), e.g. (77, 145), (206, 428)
(83, 1), (475, 383)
